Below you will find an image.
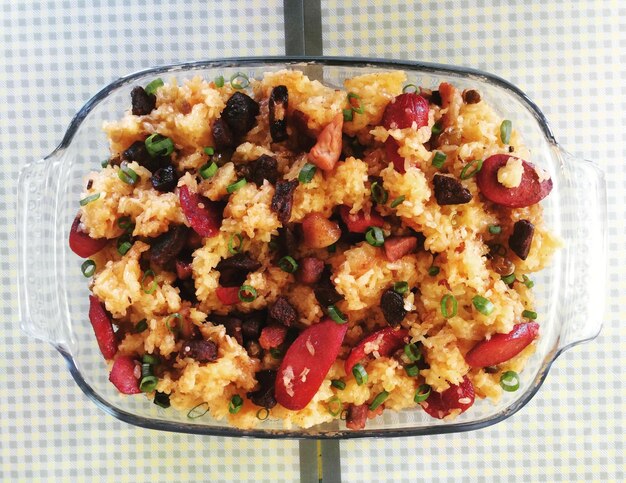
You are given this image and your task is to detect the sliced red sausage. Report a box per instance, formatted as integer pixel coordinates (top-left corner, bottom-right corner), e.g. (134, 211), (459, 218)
(384, 236), (418, 262)
(384, 137), (408, 173)
(216, 286), (240, 305)
(464, 322), (539, 368)
(178, 185), (222, 237)
(275, 318), (348, 410)
(421, 376), (475, 419)
(88, 295), (118, 360)
(109, 356), (141, 394)
(339, 205), (385, 234)
(346, 403), (369, 430)
(69, 214), (108, 258)
(382, 92), (429, 130)
(268, 296), (298, 327)
(296, 257), (325, 285)
(344, 327), (409, 375)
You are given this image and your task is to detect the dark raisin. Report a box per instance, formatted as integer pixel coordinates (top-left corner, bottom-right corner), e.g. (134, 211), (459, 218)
(240, 154), (278, 186)
(212, 118), (236, 149)
(153, 391), (171, 408)
(151, 164), (178, 192)
(86, 179), (93, 190)
(269, 85), (289, 142)
(380, 289), (407, 326)
(462, 89), (481, 104)
(131, 86), (156, 116)
(509, 220), (534, 260)
(210, 315), (244, 345)
(216, 253), (262, 287)
(122, 140), (169, 172)
(149, 225), (189, 266)
(430, 90), (442, 106)
(242, 317), (263, 342)
(268, 297), (297, 327)
(484, 366), (499, 374)
(221, 92), (260, 138)
(247, 370), (277, 409)
(314, 266), (342, 306)
(433, 174), (472, 205)
(276, 225), (299, 257)
(509, 146), (515, 153)
(173, 278), (197, 303)
(181, 339), (218, 362)
(271, 179), (298, 224)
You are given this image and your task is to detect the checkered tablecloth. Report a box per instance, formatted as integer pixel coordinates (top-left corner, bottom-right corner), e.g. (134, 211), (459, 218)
(1, 1), (623, 481)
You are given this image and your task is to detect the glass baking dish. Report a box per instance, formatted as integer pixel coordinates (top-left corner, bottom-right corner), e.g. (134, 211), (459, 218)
(16, 57), (607, 439)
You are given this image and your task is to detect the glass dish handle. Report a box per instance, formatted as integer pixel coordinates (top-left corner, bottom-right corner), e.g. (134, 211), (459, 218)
(554, 147), (607, 351)
(17, 153), (68, 347)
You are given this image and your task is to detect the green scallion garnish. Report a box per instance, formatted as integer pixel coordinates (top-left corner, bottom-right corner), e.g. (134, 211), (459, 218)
(144, 78), (164, 96)
(414, 384), (431, 403)
(145, 133), (174, 158)
(278, 255), (298, 273)
(522, 310), (537, 320)
(405, 364), (419, 377)
(440, 294), (458, 318)
(502, 273), (516, 285)
(199, 161), (218, 179)
(370, 181), (388, 204)
(500, 370), (520, 392)
(500, 120), (512, 144)
(214, 75), (224, 88)
(256, 408), (269, 420)
(143, 354), (159, 365)
(369, 390), (389, 411)
(352, 363), (368, 385)
(142, 269), (157, 295)
(431, 121), (443, 136)
(117, 216), (133, 232)
(165, 313), (181, 334)
(390, 195), (405, 208)
(404, 343), (421, 362)
(238, 285), (257, 303)
(331, 379), (346, 390)
(327, 396), (343, 416)
(428, 266), (440, 277)
(298, 163), (317, 184)
(230, 72), (249, 89)
(141, 363), (152, 379)
(228, 233), (244, 255)
(203, 146), (215, 156)
(139, 375), (158, 393)
(132, 319), (148, 333)
(80, 193), (100, 206)
(187, 402), (209, 419)
(472, 295), (495, 316)
(402, 84), (418, 93)
(522, 275), (534, 288)
(118, 164), (139, 185)
(393, 281), (409, 295)
(117, 239), (132, 256)
(81, 260), (96, 278)
(347, 92), (364, 114)
(101, 159), (109, 168)
(227, 178), (247, 194)
(343, 108), (353, 122)
(229, 395), (244, 414)
(432, 151), (446, 169)
(328, 305), (347, 324)
(489, 225), (502, 235)
(365, 226), (385, 247)
(460, 159), (483, 179)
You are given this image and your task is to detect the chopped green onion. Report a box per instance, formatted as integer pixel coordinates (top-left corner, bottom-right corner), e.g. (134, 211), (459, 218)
(460, 159), (483, 179)
(199, 161), (218, 179)
(298, 163), (317, 183)
(229, 395), (244, 414)
(118, 164), (139, 185)
(402, 84), (418, 93)
(431, 121), (443, 136)
(228, 233), (244, 254)
(414, 384), (431, 403)
(331, 379), (346, 390)
(502, 273), (516, 285)
(405, 364), (419, 377)
(342, 108), (353, 122)
(404, 343), (421, 362)
(165, 313), (181, 334)
(352, 363), (368, 385)
(347, 92), (364, 114)
(144, 78), (164, 96)
(369, 390), (389, 411)
(143, 354), (159, 365)
(117, 235), (132, 256)
(230, 72), (249, 89)
(140, 375), (158, 393)
(278, 255), (298, 273)
(101, 159), (109, 168)
(203, 146), (215, 156)
(365, 226), (385, 247)
(500, 120), (512, 144)
(393, 281), (409, 295)
(187, 402), (209, 419)
(328, 305), (347, 324)
(370, 182), (388, 204)
(214, 75), (224, 88)
(141, 363), (152, 379)
(153, 391), (170, 408)
(142, 269), (157, 294)
(132, 319), (148, 333)
(522, 275), (534, 288)
(80, 193), (100, 206)
(489, 225), (502, 234)
(227, 178), (247, 194)
(500, 370), (520, 392)
(428, 266), (440, 277)
(432, 151), (446, 169)
(327, 396), (343, 416)
(340, 409), (348, 421)
(238, 285), (257, 303)
(256, 408), (269, 420)
(145, 133), (174, 158)
(269, 348), (282, 359)
(390, 195), (405, 208)
(522, 310), (537, 320)
(440, 294), (458, 318)
(80, 260), (96, 278)
(117, 216), (133, 232)
(472, 295), (495, 316)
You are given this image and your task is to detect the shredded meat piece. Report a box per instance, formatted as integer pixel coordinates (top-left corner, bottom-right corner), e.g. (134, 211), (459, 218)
(271, 179), (298, 224)
(269, 296), (298, 326)
(308, 112), (343, 171)
(346, 404), (369, 430)
(181, 339), (218, 362)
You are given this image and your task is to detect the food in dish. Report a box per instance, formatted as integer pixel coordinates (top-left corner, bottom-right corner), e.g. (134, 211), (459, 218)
(69, 69), (558, 429)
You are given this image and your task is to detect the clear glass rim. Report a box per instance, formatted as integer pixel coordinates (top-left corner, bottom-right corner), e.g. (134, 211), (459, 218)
(48, 56), (588, 439)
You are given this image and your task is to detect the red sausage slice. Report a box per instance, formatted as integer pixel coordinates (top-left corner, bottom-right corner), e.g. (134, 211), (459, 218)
(216, 286), (240, 305)
(344, 327), (409, 375)
(109, 356), (141, 394)
(382, 93), (429, 130)
(476, 155), (553, 208)
(179, 185), (222, 237)
(275, 318), (347, 410)
(384, 236), (418, 262)
(384, 137), (408, 173)
(88, 295), (118, 359)
(69, 214), (108, 258)
(339, 205), (385, 234)
(464, 322), (539, 368)
(421, 376), (475, 419)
